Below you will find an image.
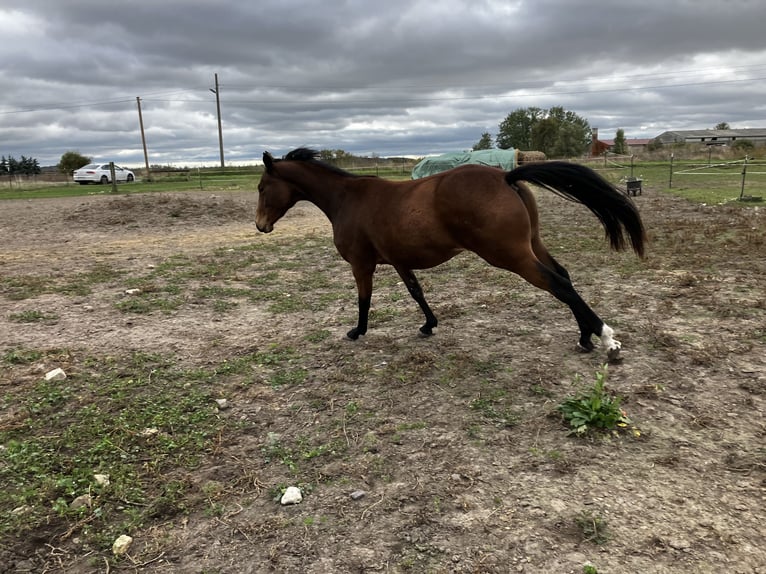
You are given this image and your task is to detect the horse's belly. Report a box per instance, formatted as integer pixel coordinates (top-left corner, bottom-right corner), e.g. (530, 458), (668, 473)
(377, 240), (463, 270)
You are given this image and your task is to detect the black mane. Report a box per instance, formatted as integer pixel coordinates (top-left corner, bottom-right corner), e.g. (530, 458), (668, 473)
(284, 147), (320, 162)
(282, 147), (370, 178)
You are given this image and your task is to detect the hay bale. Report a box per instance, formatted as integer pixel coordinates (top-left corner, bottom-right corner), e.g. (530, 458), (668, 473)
(517, 151), (547, 164)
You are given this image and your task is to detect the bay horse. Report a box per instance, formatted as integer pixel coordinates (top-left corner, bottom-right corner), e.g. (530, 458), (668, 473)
(256, 148), (646, 360)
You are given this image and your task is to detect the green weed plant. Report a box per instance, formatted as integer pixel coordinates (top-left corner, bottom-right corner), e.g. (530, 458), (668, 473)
(558, 366), (632, 436)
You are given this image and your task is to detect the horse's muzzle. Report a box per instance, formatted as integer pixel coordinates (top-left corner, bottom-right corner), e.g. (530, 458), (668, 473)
(256, 222), (273, 233)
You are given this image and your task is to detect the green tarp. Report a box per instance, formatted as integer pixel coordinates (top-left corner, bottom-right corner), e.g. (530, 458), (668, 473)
(411, 149), (517, 179)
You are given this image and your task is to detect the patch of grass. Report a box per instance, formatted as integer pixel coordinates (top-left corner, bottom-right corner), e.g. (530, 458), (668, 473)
(0, 263), (124, 301)
(269, 368), (309, 388)
(8, 309), (59, 323)
(575, 510), (610, 545)
(470, 387), (520, 428)
(114, 284), (184, 314)
(0, 275), (50, 300)
(261, 435), (343, 474)
(0, 350), (237, 550)
(3, 349), (43, 365)
(557, 366), (633, 436)
(304, 329), (331, 343)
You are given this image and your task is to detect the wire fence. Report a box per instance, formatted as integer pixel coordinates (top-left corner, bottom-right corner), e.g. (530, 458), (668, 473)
(3, 153), (764, 202)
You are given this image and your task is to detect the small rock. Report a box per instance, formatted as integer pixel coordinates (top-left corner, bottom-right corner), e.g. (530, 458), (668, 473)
(112, 534), (133, 556)
(11, 505), (32, 516)
(94, 474), (110, 487)
(45, 368), (67, 381)
(70, 494), (92, 510)
(266, 432), (281, 445)
(125, 288), (142, 295)
(350, 490), (366, 500)
(668, 538), (691, 550)
(280, 486), (303, 505)
(139, 427), (159, 438)
(215, 398), (230, 410)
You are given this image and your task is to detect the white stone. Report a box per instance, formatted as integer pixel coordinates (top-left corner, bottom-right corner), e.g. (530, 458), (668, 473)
(215, 398), (229, 410)
(45, 368), (67, 381)
(280, 486), (303, 505)
(70, 494), (92, 510)
(94, 474), (110, 487)
(139, 427), (159, 438)
(112, 534), (133, 556)
(124, 288), (142, 295)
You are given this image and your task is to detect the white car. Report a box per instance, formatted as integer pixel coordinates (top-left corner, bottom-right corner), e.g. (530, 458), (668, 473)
(73, 163), (136, 185)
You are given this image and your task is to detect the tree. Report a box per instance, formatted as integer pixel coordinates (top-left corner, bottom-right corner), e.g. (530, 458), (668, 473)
(647, 137), (663, 152)
(551, 121), (589, 158)
(732, 139), (754, 152)
(1, 155), (41, 177)
(496, 107), (544, 150)
(613, 129), (627, 155)
(530, 118), (559, 156)
(715, 122), (730, 130)
(58, 151), (91, 176)
(19, 156), (41, 175)
(496, 106), (590, 157)
(472, 132), (494, 151)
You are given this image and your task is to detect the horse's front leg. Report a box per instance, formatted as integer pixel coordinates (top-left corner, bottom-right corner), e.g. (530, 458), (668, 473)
(347, 264), (374, 340)
(395, 266), (438, 336)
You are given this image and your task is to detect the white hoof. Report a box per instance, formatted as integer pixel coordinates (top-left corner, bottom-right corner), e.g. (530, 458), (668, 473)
(600, 324), (622, 362)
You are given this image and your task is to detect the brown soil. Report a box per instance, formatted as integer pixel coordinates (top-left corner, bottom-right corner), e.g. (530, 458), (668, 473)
(1, 186), (765, 573)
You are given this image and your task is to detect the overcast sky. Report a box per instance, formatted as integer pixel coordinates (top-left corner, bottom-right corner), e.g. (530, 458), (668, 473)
(2, 0), (765, 167)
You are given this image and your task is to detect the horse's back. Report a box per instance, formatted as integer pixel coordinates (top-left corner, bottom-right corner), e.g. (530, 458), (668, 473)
(424, 164), (528, 216)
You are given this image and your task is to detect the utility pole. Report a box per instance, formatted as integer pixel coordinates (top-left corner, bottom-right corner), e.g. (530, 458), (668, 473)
(210, 73), (225, 168)
(136, 97), (151, 181)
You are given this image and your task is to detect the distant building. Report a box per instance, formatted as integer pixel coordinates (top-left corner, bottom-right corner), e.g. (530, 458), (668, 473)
(591, 128), (651, 155)
(600, 138), (653, 153)
(654, 128), (766, 147)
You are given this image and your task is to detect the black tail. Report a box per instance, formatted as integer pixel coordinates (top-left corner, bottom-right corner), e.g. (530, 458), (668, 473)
(506, 161), (646, 257)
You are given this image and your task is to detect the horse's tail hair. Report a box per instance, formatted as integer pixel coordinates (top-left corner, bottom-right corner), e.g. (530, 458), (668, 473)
(506, 161), (646, 257)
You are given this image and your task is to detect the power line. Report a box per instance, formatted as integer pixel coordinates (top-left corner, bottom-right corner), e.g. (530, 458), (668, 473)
(1, 67), (765, 115)
(147, 76), (766, 107)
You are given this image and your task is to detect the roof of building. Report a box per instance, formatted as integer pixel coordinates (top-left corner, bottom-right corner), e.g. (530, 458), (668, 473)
(658, 128), (766, 139)
(600, 138), (653, 146)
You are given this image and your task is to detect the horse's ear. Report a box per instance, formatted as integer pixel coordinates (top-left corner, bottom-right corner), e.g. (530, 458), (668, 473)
(263, 151), (275, 174)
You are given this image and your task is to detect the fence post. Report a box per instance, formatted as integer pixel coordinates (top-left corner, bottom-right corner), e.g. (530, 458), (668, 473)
(109, 162), (118, 193)
(668, 154), (674, 189)
(739, 156), (749, 200)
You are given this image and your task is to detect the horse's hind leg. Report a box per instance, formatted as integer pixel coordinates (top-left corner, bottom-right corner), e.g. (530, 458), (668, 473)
(532, 237), (571, 281)
(503, 254), (620, 359)
(395, 267), (438, 336)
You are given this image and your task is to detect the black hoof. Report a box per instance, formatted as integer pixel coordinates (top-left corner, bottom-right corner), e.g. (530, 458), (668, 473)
(346, 328), (362, 340)
(576, 341), (595, 353)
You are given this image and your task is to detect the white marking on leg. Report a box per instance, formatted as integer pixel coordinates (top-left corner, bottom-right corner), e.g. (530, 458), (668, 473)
(600, 323), (622, 356)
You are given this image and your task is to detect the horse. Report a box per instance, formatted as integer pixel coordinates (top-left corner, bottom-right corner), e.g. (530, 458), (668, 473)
(255, 148), (646, 360)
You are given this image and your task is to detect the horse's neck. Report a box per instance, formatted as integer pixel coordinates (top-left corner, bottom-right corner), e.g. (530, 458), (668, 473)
(285, 164), (347, 221)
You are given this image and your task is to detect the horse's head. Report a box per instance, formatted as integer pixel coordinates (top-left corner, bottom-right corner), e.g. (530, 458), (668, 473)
(255, 151), (301, 233)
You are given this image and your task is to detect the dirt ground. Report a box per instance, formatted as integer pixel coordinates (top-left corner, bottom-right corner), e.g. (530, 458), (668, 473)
(1, 184), (765, 573)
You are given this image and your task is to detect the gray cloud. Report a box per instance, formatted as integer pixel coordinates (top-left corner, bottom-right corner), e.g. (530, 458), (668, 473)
(2, 0), (765, 166)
